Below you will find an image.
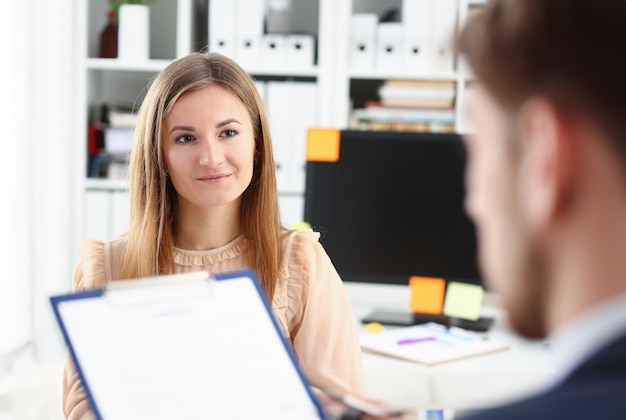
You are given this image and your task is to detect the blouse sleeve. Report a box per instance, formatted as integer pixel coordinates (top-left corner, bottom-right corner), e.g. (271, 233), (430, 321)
(286, 231), (367, 396)
(62, 240), (107, 420)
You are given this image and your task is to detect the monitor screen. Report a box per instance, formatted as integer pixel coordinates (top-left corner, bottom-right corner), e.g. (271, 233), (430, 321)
(304, 130), (481, 287)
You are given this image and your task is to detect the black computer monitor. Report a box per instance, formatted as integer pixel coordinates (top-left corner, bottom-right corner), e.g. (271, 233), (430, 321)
(304, 130), (490, 330)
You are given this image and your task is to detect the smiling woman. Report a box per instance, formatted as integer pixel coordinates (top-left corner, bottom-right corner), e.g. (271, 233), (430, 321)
(163, 85), (256, 217)
(61, 52), (366, 419)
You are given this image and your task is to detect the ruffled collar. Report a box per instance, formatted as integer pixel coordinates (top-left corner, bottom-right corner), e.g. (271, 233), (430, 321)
(173, 235), (247, 266)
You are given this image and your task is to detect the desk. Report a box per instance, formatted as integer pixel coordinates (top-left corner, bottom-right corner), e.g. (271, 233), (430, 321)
(344, 283), (554, 412)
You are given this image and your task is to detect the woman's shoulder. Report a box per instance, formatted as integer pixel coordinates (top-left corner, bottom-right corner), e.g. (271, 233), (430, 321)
(74, 236), (128, 291)
(279, 229), (324, 279)
(281, 229), (321, 258)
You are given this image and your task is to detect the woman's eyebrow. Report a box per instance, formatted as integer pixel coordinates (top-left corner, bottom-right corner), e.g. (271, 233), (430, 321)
(216, 118), (241, 128)
(168, 125), (195, 135)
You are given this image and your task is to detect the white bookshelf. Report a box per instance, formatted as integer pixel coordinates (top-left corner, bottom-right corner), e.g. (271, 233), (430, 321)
(73, 0), (481, 251)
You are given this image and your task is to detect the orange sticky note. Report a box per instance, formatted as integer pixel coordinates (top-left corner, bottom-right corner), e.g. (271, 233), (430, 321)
(408, 276), (445, 314)
(306, 128), (340, 162)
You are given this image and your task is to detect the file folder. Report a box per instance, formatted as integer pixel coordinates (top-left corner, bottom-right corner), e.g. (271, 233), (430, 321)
(208, 0), (236, 58)
(286, 34), (315, 69)
(85, 190), (111, 241)
(402, 0), (432, 71)
(51, 269), (326, 419)
(376, 22), (404, 70)
(291, 82), (318, 193)
(261, 34), (288, 67)
(234, 0), (264, 67)
(266, 80), (293, 192)
(429, 0), (458, 74)
(350, 14), (378, 69)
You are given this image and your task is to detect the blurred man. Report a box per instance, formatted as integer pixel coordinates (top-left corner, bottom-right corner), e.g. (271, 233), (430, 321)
(456, 0), (626, 418)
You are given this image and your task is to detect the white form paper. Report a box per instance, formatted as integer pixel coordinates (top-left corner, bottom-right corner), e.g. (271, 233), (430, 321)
(56, 273), (321, 420)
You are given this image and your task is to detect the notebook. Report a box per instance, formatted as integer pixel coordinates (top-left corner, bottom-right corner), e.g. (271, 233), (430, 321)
(360, 322), (508, 366)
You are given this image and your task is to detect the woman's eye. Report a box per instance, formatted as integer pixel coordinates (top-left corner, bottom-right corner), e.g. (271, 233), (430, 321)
(175, 135), (194, 144)
(220, 129), (238, 138)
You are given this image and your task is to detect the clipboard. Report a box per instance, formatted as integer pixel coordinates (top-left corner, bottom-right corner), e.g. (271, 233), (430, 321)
(51, 268), (326, 420)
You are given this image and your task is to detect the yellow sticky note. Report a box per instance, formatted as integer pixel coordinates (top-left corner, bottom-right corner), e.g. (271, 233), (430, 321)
(408, 276), (445, 314)
(443, 282), (484, 321)
(306, 128), (341, 162)
(363, 322), (385, 333)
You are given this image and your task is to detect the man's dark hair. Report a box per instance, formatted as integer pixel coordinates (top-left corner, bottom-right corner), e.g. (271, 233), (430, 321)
(458, 0), (626, 158)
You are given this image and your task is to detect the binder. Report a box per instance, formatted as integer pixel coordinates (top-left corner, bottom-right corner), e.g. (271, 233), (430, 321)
(208, 0), (236, 58)
(84, 190), (110, 241)
(286, 35), (315, 69)
(111, 190), (130, 239)
(375, 22), (404, 70)
(235, 0), (264, 38)
(261, 34), (288, 67)
(234, 0), (264, 67)
(402, 0), (432, 71)
(266, 80), (293, 192)
(290, 82), (318, 194)
(51, 269), (326, 419)
(350, 14), (378, 69)
(234, 35), (262, 68)
(429, 0), (458, 74)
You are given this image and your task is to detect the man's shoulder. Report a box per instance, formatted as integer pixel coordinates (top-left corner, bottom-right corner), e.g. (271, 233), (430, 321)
(460, 336), (626, 420)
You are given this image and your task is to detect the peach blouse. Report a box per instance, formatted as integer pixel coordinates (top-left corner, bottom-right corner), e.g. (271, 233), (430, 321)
(62, 229), (366, 419)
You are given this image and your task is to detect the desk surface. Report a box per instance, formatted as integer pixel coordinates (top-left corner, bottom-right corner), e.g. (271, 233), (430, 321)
(344, 283), (554, 412)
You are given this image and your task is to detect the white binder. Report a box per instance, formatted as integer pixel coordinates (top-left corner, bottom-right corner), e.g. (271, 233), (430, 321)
(266, 80), (293, 192)
(261, 34), (288, 67)
(208, 0), (236, 58)
(111, 190), (130, 239)
(234, 0), (264, 66)
(286, 35), (315, 69)
(290, 82), (318, 194)
(402, 0), (432, 71)
(85, 190), (110, 241)
(350, 14), (378, 69)
(51, 269), (326, 419)
(375, 22), (404, 71)
(429, 0), (458, 74)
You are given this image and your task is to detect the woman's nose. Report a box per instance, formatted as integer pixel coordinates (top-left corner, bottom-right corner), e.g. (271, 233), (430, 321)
(199, 137), (223, 167)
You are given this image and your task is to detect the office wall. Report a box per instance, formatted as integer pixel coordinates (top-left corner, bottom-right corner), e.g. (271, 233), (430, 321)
(31, 0), (76, 362)
(0, 1), (34, 360)
(0, 0), (75, 364)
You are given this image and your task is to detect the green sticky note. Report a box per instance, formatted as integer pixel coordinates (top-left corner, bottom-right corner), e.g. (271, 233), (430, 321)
(291, 221), (311, 231)
(443, 282), (484, 321)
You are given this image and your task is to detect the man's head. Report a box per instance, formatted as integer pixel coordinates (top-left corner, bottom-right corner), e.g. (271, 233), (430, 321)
(458, 0), (626, 338)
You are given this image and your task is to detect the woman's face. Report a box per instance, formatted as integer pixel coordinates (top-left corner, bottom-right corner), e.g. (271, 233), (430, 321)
(163, 84), (256, 211)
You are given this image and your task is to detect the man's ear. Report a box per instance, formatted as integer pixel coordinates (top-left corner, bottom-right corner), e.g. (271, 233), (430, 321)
(516, 98), (577, 231)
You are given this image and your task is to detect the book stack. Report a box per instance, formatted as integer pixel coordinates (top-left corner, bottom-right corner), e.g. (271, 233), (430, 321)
(88, 103), (137, 179)
(350, 80), (456, 133)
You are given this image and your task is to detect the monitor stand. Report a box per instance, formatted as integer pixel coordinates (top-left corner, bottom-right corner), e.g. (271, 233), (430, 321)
(361, 309), (494, 332)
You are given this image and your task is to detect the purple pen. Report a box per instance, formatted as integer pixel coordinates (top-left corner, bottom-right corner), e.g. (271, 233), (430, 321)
(397, 336), (436, 345)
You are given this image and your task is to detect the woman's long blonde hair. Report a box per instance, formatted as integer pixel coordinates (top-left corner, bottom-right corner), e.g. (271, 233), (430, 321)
(120, 52), (283, 301)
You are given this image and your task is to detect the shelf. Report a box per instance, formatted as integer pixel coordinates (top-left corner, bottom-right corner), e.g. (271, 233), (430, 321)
(348, 69), (458, 81)
(84, 178), (130, 191)
(245, 66), (320, 78)
(84, 58), (173, 72)
(85, 58), (320, 78)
